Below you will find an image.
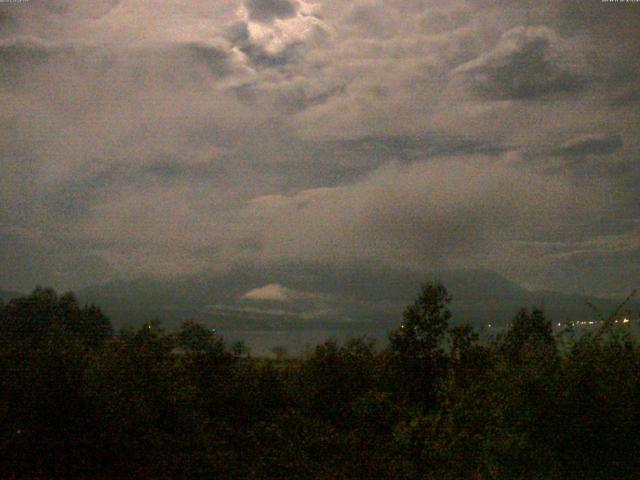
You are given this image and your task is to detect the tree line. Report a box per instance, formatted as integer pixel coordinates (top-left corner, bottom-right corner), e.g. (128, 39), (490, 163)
(0, 285), (639, 479)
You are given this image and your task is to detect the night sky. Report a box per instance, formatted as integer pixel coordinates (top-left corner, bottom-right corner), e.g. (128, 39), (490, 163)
(1, 0), (639, 301)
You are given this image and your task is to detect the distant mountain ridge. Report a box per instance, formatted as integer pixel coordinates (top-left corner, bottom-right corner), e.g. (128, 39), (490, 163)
(3, 268), (636, 333)
(68, 266), (639, 331)
(3, 270), (637, 356)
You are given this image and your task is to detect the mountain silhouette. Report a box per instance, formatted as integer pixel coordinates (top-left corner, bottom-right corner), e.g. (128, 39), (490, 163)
(72, 266), (637, 332)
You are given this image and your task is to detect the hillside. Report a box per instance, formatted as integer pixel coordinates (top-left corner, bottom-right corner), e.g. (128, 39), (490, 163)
(74, 267), (638, 332)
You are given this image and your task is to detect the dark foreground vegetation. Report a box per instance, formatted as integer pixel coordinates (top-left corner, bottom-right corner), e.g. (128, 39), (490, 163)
(1, 285), (639, 479)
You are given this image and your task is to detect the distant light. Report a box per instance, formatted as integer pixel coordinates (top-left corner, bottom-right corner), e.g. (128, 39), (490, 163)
(557, 323), (561, 327)
(623, 318), (630, 324)
(488, 324), (492, 328)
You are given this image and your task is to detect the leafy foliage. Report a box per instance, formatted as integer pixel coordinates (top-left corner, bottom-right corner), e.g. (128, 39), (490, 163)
(0, 285), (638, 478)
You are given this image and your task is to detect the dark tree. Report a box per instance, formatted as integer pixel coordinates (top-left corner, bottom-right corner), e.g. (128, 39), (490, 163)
(387, 282), (452, 406)
(0, 288), (113, 349)
(449, 324), (479, 361)
(390, 282), (452, 357)
(501, 307), (555, 361)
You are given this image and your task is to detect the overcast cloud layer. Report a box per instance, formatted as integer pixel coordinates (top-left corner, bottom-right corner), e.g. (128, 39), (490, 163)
(1, 0), (639, 298)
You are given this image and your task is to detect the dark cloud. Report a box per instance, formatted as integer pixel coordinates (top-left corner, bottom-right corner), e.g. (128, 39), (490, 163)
(0, 38), (236, 92)
(555, 133), (623, 158)
(241, 41), (301, 67)
(610, 85), (640, 108)
(179, 42), (233, 77)
(0, 0), (120, 20)
(0, 37), (69, 84)
(345, 3), (400, 39)
(454, 26), (588, 100)
(244, 0), (298, 23)
(0, 9), (17, 34)
(519, 239), (640, 298)
(557, 1), (640, 38)
(277, 85), (345, 113)
(339, 134), (510, 162)
(0, 228), (117, 292)
(225, 20), (251, 44)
